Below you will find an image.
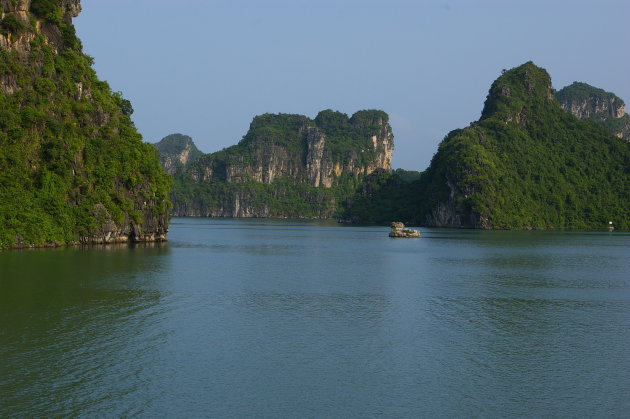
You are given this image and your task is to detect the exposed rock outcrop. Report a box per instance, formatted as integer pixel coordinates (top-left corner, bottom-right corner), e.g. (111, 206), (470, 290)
(556, 82), (630, 141)
(0, 0), (81, 60)
(424, 176), (484, 228)
(0, 0), (171, 249)
(160, 110), (394, 218)
(153, 133), (203, 175)
(388, 222), (420, 238)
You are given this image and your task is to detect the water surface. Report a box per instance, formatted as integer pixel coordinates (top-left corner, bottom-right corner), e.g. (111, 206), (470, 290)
(1, 218), (629, 417)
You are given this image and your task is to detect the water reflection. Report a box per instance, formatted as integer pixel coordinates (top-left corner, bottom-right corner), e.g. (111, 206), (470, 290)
(2, 220), (629, 417)
(0, 244), (171, 417)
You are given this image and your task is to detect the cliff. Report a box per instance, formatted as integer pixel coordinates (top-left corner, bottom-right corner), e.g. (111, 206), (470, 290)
(556, 82), (630, 141)
(163, 110), (393, 218)
(414, 62), (630, 230)
(153, 133), (203, 175)
(0, 0), (171, 248)
(340, 168), (421, 224)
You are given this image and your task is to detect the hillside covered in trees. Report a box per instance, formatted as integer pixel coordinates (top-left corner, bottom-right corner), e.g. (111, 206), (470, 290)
(157, 110), (394, 218)
(345, 62), (630, 230)
(0, 0), (171, 248)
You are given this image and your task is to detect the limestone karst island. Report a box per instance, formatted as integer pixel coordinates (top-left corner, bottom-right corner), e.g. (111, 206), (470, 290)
(154, 63), (630, 232)
(0, 0), (170, 249)
(1, 2), (630, 249)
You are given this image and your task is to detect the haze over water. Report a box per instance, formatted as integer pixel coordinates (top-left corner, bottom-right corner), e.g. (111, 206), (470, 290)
(1, 218), (629, 417)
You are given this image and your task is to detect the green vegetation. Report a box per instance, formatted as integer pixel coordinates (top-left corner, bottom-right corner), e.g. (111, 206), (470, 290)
(344, 63), (630, 230)
(172, 175), (340, 218)
(240, 113), (311, 152)
(0, 15), (25, 35)
(0, 2), (171, 248)
(164, 110), (392, 218)
(342, 169), (422, 224)
(30, 0), (62, 23)
(555, 82), (619, 108)
(415, 62), (630, 230)
(153, 133), (204, 174)
(154, 134), (202, 158)
(315, 109), (388, 164)
(600, 114), (630, 138)
(556, 81), (630, 140)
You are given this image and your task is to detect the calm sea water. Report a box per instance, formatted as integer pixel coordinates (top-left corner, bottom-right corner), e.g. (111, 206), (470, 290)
(1, 218), (629, 417)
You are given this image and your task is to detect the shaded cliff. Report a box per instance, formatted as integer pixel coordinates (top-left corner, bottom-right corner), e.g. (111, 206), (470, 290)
(153, 133), (203, 175)
(341, 169), (421, 224)
(415, 62), (630, 230)
(164, 110), (393, 218)
(0, 0), (171, 248)
(556, 82), (630, 141)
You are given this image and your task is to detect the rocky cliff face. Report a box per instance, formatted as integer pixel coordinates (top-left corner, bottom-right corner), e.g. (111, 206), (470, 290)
(557, 82), (624, 119)
(0, 0), (80, 59)
(153, 133), (203, 175)
(0, 0), (171, 248)
(164, 110), (393, 218)
(556, 82), (630, 141)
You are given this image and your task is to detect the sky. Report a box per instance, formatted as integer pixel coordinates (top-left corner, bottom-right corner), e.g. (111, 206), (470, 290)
(74, 0), (630, 171)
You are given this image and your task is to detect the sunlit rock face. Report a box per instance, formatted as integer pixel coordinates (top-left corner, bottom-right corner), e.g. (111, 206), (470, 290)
(556, 81), (630, 141)
(157, 110), (394, 218)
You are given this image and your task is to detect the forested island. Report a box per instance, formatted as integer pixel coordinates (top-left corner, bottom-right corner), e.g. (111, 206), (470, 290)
(344, 63), (630, 230)
(154, 110), (393, 218)
(0, 0), (170, 249)
(156, 63), (629, 231)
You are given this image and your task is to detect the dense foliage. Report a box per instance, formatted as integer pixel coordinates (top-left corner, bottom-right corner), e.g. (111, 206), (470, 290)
(415, 62), (630, 230)
(166, 110), (391, 218)
(0, 15), (25, 35)
(342, 169), (422, 224)
(30, 0), (63, 23)
(315, 109), (388, 164)
(555, 82), (619, 106)
(0, 5), (171, 248)
(171, 175), (341, 218)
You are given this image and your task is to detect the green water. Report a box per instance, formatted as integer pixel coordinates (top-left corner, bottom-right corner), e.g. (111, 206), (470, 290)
(1, 218), (629, 417)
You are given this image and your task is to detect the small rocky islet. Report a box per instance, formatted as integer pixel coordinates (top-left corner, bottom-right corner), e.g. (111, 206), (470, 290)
(388, 222), (420, 238)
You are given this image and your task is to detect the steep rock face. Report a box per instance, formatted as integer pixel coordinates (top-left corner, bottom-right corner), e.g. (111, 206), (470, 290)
(340, 168), (422, 225)
(424, 176), (483, 228)
(0, 0), (171, 248)
(556, 82), (630, 141)
(557, 82), (624, 119)
(153, 133), (203, 175)
(305, 127), (329, 187)
(0, 0), (81, 58)
(165, 110), (393, 218)
(416, 62), (630, 230)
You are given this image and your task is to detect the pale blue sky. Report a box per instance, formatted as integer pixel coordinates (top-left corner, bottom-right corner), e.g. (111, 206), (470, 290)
(74, 0), (629, 171)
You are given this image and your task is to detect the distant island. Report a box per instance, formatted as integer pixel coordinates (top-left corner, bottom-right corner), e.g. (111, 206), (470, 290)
(154, 110), (393, 218)
(0, 0), (170, 249)
(156, 63), (629, 231)
(556, 81), (630, 141)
